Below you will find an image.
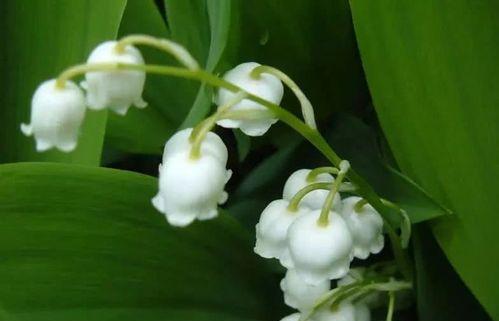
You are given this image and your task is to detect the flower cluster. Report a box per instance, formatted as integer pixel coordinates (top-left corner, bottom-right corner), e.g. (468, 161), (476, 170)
(255, 163), (385, 321)
(22, 35), (409, 321)
(21, 41), (147, 152)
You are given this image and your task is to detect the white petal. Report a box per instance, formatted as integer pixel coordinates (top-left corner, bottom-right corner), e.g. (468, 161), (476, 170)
(341, 197), (384, 260)
(84, 41), (146, 115)
(153, 150), (229, 227)
(162, 128), (228, 165)
(254, 199), (308, 261)
(216, 62), (283, 136)
(287, 210), (353, 285)
(24, 79), (86, 153)
(280, 269), (330, 311)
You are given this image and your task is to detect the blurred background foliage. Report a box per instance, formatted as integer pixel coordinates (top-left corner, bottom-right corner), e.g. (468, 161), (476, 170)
(0, 0), (497, 320)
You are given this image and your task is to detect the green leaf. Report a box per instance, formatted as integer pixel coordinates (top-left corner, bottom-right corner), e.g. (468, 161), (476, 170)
(413, 225), (491, 321)
(325, 114), (451, 225)
(0, 162), (282, 321)
(0, 0), (127, 165)
(350, 1), (499, 318)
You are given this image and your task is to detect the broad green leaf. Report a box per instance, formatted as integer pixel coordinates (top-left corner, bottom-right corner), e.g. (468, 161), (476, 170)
(0, 162), (282, 321)
(350, 1), (499, 318)
(0, 0), (126, 165)
(413, 226), (491, 321)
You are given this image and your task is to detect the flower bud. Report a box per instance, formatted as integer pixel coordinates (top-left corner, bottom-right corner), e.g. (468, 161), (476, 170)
(285, 210), (353, 285)
(283, 169), (341, 211)
(152, 150), (231, 227)
(280, 313), (301, 321)
(280, 269), (330, 311)
(254, 199), (309, 266)
(216, 62), (284, 136)
(83, 41), (146, 115)
(21, 79), (86, 152)
(340, 197), (384, 260)
(162, 128), (228, 165)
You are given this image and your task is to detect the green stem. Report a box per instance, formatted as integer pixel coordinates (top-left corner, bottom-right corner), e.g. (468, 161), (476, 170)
(306, 166), (339, 182)
(382, 198), (412, 248)
(386, 291), (395, 321)
(287, 182), (332, 211)
(251, 65), (317, 129)
(220, 109), (274, 120)
(55, 61), (412, 279)
(189, 91), (246, 159)
(353, 198), (368, 212)
(317, 160), (350, 226)
(115, 34), (199, 70)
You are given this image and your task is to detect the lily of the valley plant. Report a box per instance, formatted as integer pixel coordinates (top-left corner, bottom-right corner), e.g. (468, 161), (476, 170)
(22, 34), (413, 321)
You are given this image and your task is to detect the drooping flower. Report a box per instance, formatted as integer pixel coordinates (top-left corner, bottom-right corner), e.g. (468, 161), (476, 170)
(340, 197), (384, 260)
(254, 199), (309, 266)
(82, 41), (147, 115)
(283, 169), (342, 211)
(152, 130), (231, 227)
(280, 268), (330, 311)
(162, 128), (228, 165)
(216, 62), (284, 136)
(152, 150), (231, 226)
(280, 313), (302, 321)
(20, 79), (86, 152)
(285, 210), (353, 285)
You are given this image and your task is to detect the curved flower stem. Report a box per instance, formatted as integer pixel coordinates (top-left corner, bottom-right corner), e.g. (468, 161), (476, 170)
(381, 198), (412, 248)
(55, 61), (412, 280)
(306, 166), (339, 182)
(353, 198), (369, 212)
(317, 160), (350, 226)
(386, 291), (395, 321)
(115, 34), (199, 70)
(250, 65), (317, 129)
(189, 91), (246, 159)
(287, 182), (332, 211)
(220, 109), (274, 120)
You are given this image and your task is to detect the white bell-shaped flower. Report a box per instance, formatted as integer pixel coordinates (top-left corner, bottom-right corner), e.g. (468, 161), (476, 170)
(283, 169), (342, 211)
(254, 199), (309, 266)
(280, 268), (330, 311)
(82, 41), (146, 115)
(337, 268), (382, 308)
(162, 128), (228, 165)
(340, 197), (384, 260)
(280, 313), (301, 321)
(285, 210), (353, 285)
(216, 62), (284, 136)
(151, 149), (231, 227)
(21, 79), (86, 152)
